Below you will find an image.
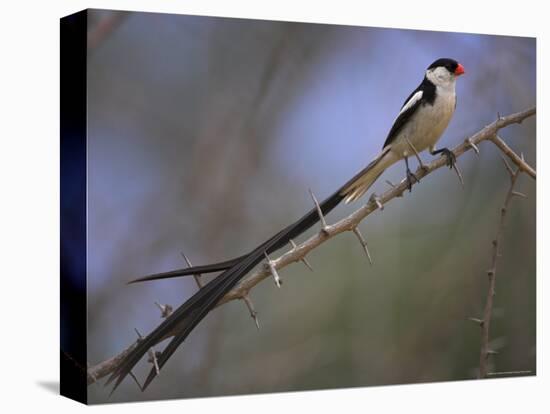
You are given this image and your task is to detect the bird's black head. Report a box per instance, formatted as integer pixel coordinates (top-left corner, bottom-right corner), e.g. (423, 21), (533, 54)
(427, 58), (465, 76)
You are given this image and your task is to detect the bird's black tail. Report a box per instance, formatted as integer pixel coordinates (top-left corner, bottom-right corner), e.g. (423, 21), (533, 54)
(107, 159), (395, 392)
(127, 184), (349, 285)
(127, 256), (247, 284)
(107, 188), (346, 393)
(128, 149), (393, 286)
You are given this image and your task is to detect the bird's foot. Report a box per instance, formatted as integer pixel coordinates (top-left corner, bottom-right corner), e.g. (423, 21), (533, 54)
(406, 168), (419, 192)
(437, 148), (456, 169)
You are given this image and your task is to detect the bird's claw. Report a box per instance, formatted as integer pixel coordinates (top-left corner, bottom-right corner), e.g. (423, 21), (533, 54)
(441, 148), (456, 169)
(406, 169), (419, 192)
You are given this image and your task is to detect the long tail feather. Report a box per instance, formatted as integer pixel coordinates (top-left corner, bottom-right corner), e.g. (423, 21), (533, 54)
(128, 228), (290, 284)
(341, 146), (395, 203)
(141, 255), (259, 390)
(108, 155), (395, 392)
(107, 189), (345, 393)
(127, 256), (247, 284)
(127, 185), (346, 285)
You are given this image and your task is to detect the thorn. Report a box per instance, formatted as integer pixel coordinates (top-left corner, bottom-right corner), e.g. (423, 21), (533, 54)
(242, 294), (260, 330)
(468, 317), (484, 326)
(452, 161), (465, 188)
(352, 227), (373, 265)
(154, 302), (173, 318)
(308, 188), (329, 234)
(512, 191), (527, 199)
(499, 154), (514, 177)
(136, 328), (160, 376)
(369, 193), (384, 211)
(487, 269), (495, 277)
(290, 239), (313, 271)
(301, 257), (314, 272)
(466, 138), (480, 155)
(487, 349), (499, 356)
(181, 251), (203, 289)
(264, 251), (281, 288)
(385, 180), (404, 197)
(147, 350), (161, 375)
(497, 112), (502, 121)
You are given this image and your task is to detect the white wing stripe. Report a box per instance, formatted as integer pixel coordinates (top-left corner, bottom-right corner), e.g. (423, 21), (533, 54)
(398, 90), (423, 117)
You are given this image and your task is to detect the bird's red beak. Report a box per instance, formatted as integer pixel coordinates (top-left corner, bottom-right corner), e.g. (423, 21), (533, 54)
(455, 63), (465, 76)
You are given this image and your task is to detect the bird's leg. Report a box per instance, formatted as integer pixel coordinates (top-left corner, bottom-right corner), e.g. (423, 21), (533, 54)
(404, 156), (418, 192)
(430, 147), (456, 169)
(405, 137), (428, 172)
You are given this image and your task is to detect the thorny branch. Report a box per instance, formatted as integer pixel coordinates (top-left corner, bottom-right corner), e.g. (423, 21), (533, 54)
(490, 135), (536, 179)
(217, 107), (535, 305)
(475, 155), (525, 378)
(87, 106), (535, 386)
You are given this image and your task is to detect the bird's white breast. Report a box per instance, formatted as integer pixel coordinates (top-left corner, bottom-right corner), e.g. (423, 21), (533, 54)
(392, 84), (456, 156)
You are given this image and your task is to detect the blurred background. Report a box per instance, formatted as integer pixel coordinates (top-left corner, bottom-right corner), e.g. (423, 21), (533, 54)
(85, 10), (536, 403)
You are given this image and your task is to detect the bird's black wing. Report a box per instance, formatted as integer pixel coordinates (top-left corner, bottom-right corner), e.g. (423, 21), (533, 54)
(382, 77), (435, 149)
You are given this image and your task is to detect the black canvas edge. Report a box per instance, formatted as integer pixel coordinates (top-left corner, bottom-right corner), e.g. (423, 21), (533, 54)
(60, 9), (88, 405)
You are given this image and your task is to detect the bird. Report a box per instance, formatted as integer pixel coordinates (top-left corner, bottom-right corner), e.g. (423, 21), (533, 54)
(106, 58), (465, 393)
(343, 57), (465, 201)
